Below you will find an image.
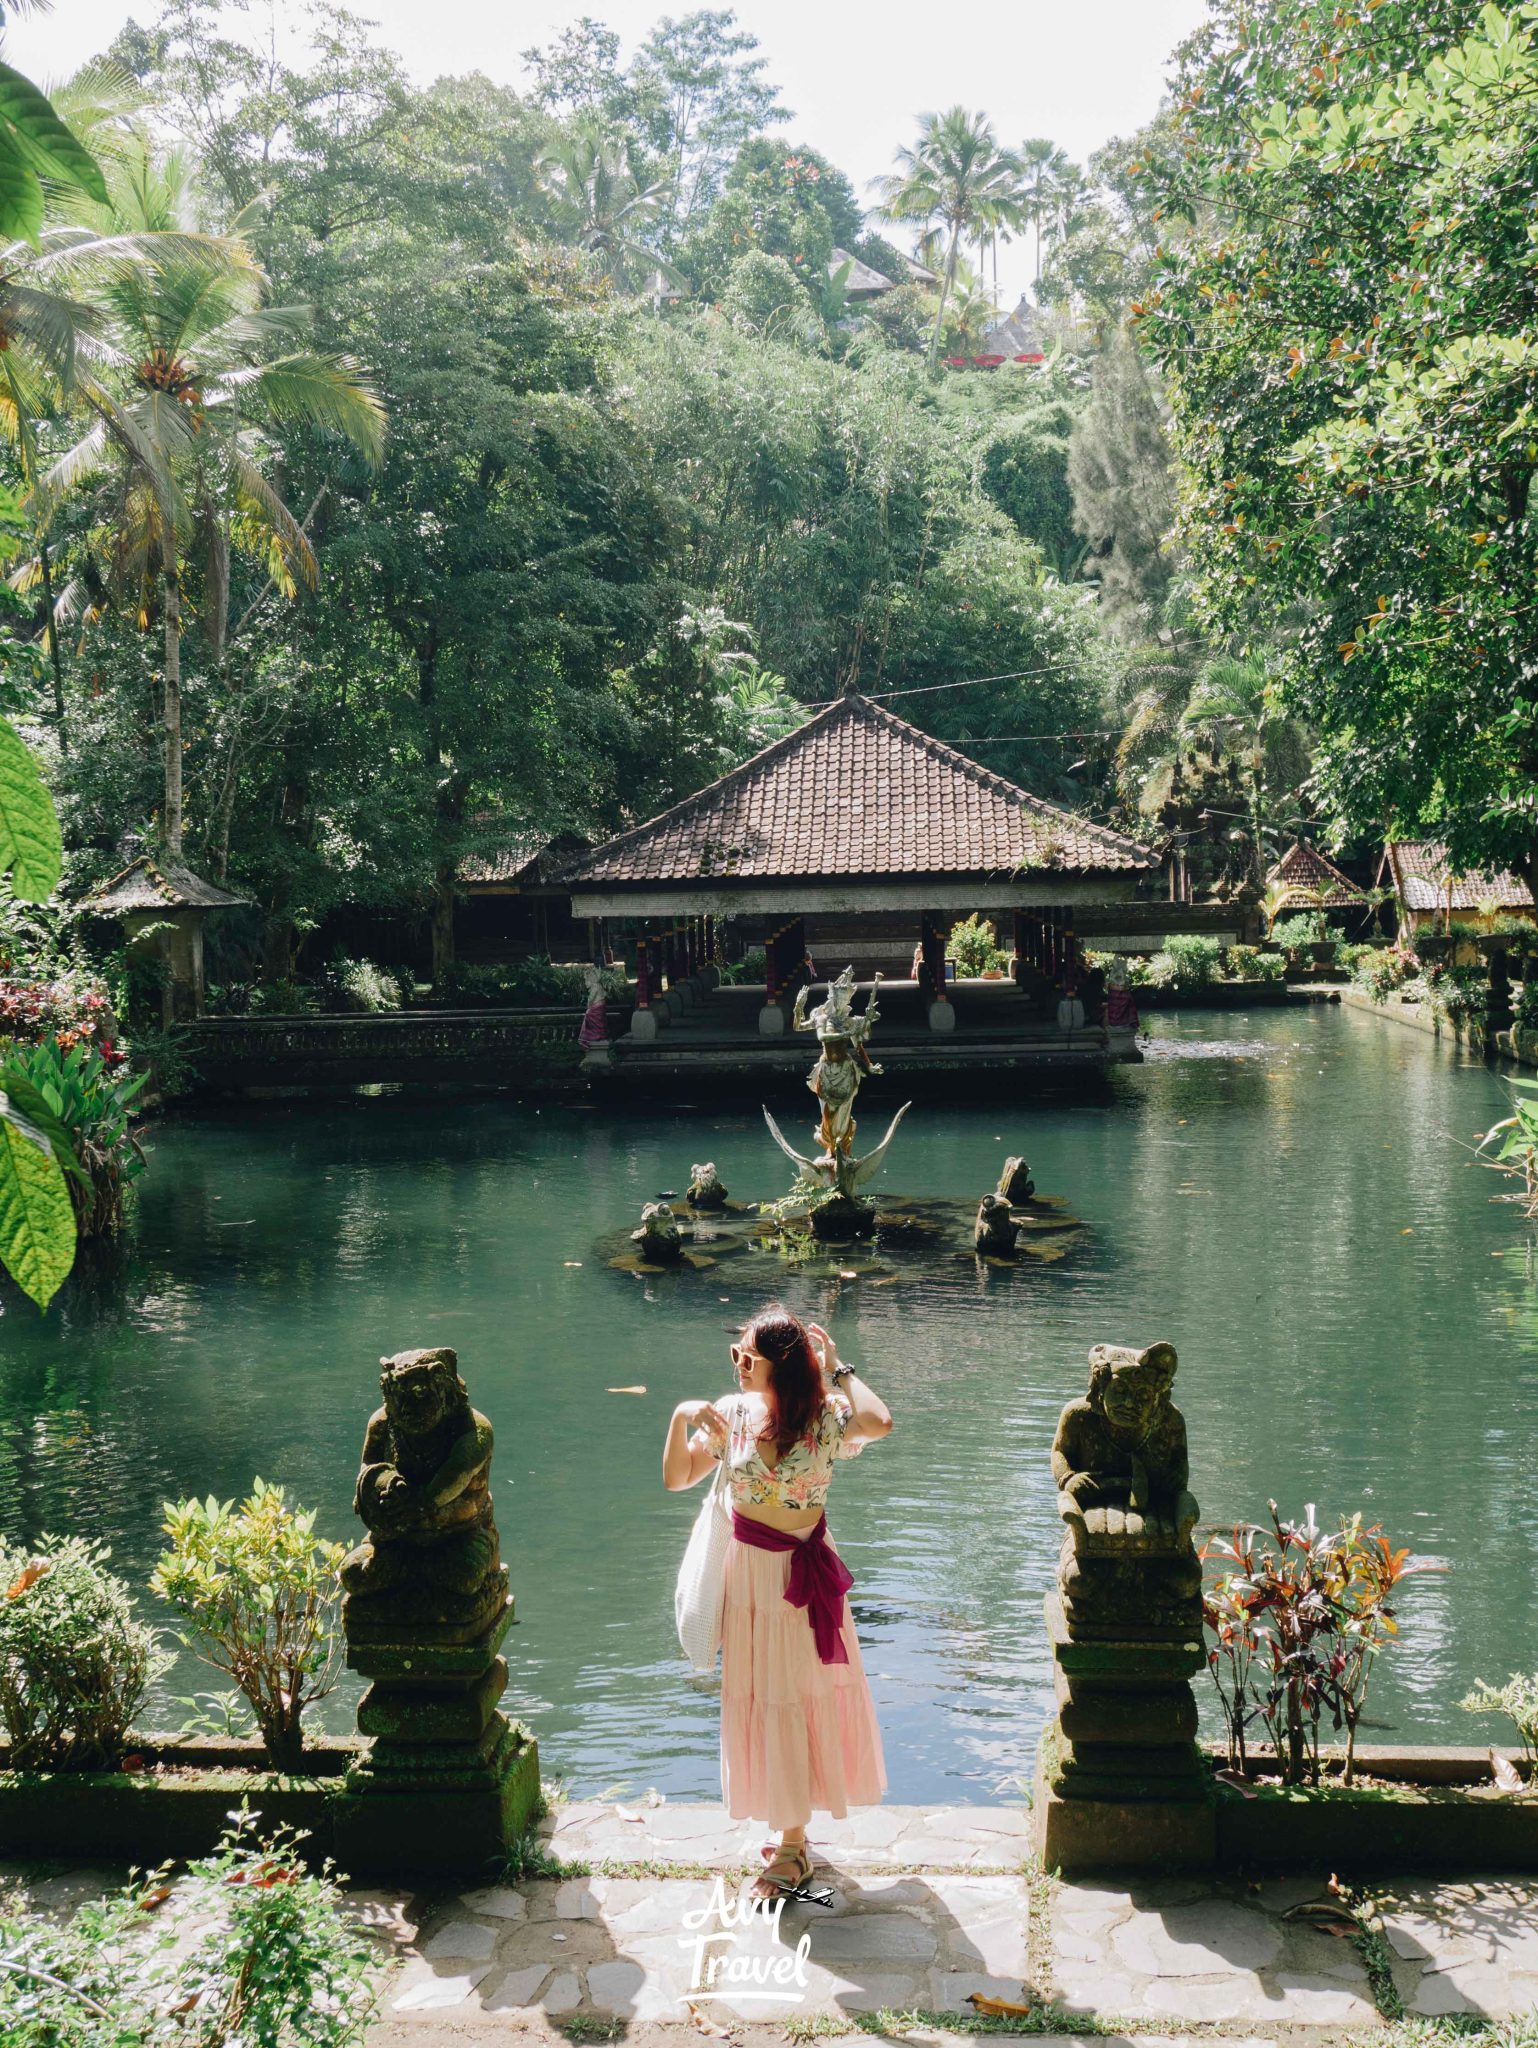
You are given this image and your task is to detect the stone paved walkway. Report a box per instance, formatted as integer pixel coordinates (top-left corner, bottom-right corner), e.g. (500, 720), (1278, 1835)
(369, 1802), (1538, 2040)
(10, 1800), (1538, 2043)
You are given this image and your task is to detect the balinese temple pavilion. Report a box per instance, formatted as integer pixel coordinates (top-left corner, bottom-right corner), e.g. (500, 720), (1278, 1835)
(566, 692), (1238, 1077)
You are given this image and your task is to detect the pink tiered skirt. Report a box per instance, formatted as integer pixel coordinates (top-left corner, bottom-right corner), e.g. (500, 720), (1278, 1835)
(719, 1522), (887, 1828)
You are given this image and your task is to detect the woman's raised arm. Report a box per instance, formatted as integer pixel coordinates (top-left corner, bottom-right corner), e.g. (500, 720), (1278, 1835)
(664, 1399), (729, 1489)
(806, 1323), (892, 1442)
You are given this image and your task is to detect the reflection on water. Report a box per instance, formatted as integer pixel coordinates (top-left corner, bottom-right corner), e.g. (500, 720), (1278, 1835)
(1, 1005), (1533, 1801)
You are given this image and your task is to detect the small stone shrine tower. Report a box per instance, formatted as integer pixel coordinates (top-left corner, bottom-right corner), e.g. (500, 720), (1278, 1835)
(339, 1346), (539, 1874)
(1035, 1341), (1213, 1871)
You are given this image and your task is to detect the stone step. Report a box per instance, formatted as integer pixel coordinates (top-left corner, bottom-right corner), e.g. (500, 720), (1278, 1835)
(537, 1799), (1033, 1870)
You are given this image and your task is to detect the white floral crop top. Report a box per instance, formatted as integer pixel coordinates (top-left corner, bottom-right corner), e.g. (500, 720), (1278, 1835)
(693, 1391), (868, 1512)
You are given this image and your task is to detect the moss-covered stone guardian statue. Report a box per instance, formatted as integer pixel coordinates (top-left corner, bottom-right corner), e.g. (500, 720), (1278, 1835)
(1051, 1341), (1198, 1536)
(632, 1200), (684, 1263)
(342, 1349), (499, 1621)
(687, 1161), (728, 1210)
(339, 1347), (539, 1876)
(974, 1193), (1020, 1257)
(1036, 1340), (1210, 1875)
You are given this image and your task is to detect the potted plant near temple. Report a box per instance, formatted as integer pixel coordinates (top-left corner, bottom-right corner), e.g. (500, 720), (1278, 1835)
(1309, 920), (1339, 970)
(1416, 916), (1453, 965)
(946, 914), (1007, 980)
(1269, 913), (1323, 973)
(1478, 913), (1532, 966)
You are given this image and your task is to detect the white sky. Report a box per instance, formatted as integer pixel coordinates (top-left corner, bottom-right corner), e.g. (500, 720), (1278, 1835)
(12, 0), (1209, 306)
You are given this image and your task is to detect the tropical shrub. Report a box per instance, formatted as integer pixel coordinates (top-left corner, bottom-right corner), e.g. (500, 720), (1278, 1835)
(438, 956), (605, 1007)
(1269, 912), (1326, 954)
(1434, 965), (1489, 1028)
(1460, 1673), (1538, 1771)
(1225, 943), (1262, 978)
(0, 1537), (163, 1770)
(151, 1482), (345, 1772)
(0, 1810), (376, 2046)
(1352, 945), (1417, 1002)
(248, 977), (321, 1016)
(1516, 982), (1538, 1031)
(1203, 1504), (1429, 1786)
(1250, 949), (1288, 982)
(314, 955), (411, 1013)
(1161, 933), (1222, 989)
(945, 914), (1007, 977)
(719, 947), (768, 986)
(0, 1038), (146, 1238)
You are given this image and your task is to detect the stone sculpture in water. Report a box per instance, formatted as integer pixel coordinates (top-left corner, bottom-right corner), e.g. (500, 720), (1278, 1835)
(763, 964), (910, 1236)
(974, 1193), (1020, 1257)
(631, 1200), (684, 1263)
(687, 1161), (729, 1210)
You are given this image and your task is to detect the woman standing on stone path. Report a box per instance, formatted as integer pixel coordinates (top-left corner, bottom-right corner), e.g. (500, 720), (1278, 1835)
(663, 1304), (891, 1902)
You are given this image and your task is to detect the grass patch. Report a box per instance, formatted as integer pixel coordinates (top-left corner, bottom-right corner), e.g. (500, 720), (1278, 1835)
(557, 2016), (627, 2043)
(1348, 2022), (1538, 2048)
(1335, 1878), (1406, 2021)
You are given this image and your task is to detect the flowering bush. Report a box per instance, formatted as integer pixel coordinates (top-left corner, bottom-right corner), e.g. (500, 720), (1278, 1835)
(0, 970), (121, 1064)
(1352, 945), (1418, 1002)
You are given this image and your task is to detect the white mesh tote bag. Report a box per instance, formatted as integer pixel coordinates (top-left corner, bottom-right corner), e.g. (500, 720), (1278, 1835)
(675, 1397), (737, 1674)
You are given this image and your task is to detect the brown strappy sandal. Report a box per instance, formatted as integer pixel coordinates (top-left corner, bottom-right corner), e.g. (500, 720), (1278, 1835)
(759, 1836), (814, 1863)
(752, 1841), (812, 1900)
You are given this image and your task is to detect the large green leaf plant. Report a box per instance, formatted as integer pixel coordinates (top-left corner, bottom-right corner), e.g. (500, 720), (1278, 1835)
(0, 26), (92, 1309)
(0, 711), (73, 1308)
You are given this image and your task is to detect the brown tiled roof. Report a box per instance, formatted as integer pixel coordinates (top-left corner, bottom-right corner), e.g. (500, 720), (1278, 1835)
(84, 853), (247, 914)
(457, 831), (547, 886)
(1382, 842), (1534, 914)
(1265, 839), (1365, 909)
(568, 694), (1155, 887)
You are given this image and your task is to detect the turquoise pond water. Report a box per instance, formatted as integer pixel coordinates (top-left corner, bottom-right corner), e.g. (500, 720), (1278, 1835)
(2, 1004), (1535, 1801)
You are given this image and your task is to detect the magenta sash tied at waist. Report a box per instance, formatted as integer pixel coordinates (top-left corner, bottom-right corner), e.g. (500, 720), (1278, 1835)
(731, 1510), (853, 1664)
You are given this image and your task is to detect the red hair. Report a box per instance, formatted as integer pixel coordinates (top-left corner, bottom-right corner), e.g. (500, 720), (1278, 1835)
(741, 1303), (825, 1454)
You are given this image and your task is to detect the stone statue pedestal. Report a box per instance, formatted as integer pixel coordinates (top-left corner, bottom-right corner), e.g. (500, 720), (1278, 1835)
(336, 1347), (541, 1878)
(339, 1597), (539, 1877)
(758, 1000), (786, 1036)
(809, 1189), (876, 1240)
(1034, 1342), (1215, 1875)
(1035, 1505), (1213, 1875)
(629, 1006), (659, 1041)
(927, 997), (956, 1033)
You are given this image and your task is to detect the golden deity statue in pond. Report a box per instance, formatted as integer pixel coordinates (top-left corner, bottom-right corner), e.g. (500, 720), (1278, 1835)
(763, 965), (909, 1233)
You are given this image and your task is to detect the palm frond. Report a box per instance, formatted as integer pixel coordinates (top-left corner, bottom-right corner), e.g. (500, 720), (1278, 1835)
(236, 351), (385, 466)
(231, 448), (316, 591)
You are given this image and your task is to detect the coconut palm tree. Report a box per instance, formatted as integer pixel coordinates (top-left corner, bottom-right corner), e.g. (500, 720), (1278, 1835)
(876, 108), (1024, 367)
(534, 122), (675, 291)
(44, 142), (385, 859)
(0, 63), (253, 743)
(1019, 137), (1071, 285)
